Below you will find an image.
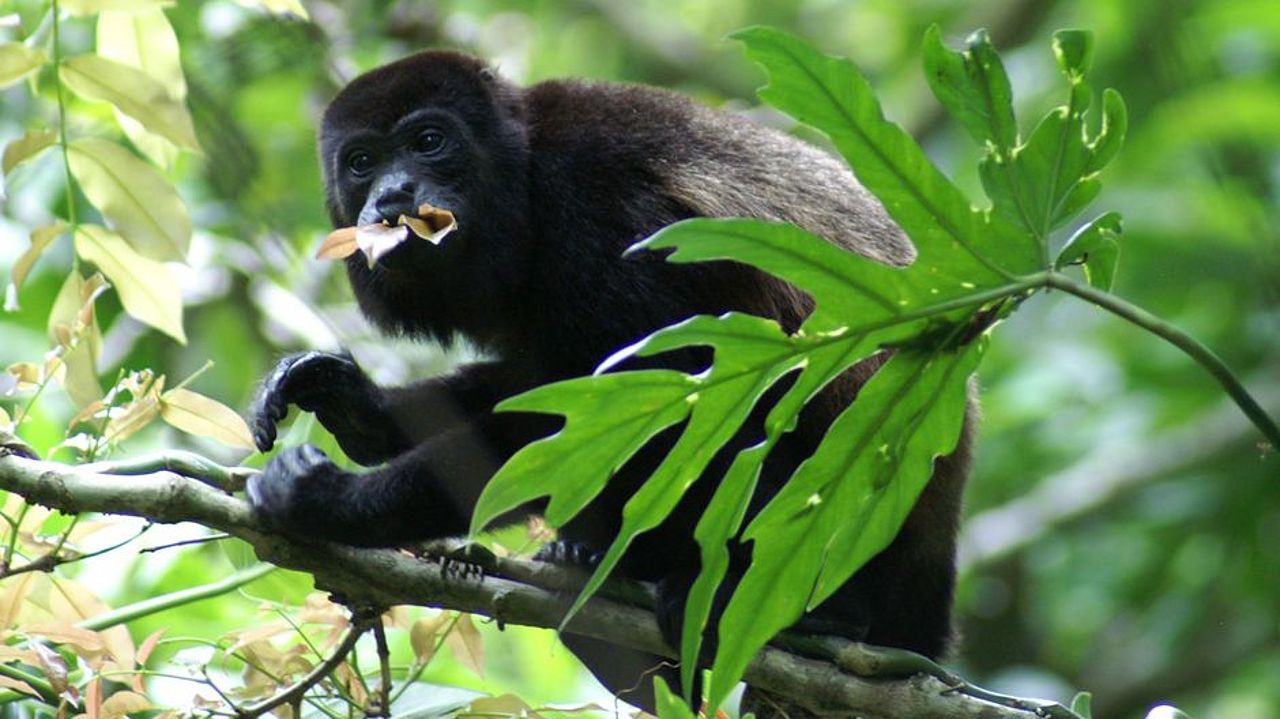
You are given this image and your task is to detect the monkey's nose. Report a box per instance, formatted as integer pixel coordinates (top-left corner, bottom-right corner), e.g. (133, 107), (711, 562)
(374, 191), (416, 225)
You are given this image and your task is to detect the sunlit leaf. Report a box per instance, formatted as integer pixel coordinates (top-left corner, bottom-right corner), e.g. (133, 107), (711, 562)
(159, 388), (256, 450)
(50, 577), (135, 668)
(922, 27), (1017, 154)
(0, 675), (40, 698)
(100, 691), (151, 719)
(444, 614), (485, 678)
(97, 9), (185, 168)
(0, 43), (44, 89)
(653, 677), (698, 719)
(59, 54), (200, 151)
(5, 222), (67, 312)
(73, 224), (186, 343)
(46, 270), (106, 409)
(409, 614), (449, 664)
(472, 370), (698, 531)
(233, 0), (309, 19)
(61, 0), (174, 17)
(68, 138), (190, 262)
(2, 129), (57, 177)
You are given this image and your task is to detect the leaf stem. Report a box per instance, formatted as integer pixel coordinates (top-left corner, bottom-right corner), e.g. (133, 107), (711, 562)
(78, 563), (276, 631)
(1045, 272), (1280, 448)
(50, 0), (79, 236)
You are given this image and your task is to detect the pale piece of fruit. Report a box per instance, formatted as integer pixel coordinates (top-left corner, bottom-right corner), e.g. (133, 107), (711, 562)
(315, 204), (458, 268)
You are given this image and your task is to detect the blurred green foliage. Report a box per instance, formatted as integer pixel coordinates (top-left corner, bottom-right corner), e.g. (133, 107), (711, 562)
(0, 0), (1277, 717)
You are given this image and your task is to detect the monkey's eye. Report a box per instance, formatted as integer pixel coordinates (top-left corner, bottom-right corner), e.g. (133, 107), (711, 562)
(345, 150), (376, 177)
(413, 130), (446, 156)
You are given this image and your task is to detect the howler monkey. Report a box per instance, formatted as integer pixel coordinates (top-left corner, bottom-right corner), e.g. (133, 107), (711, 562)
(247, 50), (972, 710)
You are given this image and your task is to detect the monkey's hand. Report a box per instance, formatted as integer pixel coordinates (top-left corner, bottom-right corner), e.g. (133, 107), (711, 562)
(246, 444), (357, 539)
(250, 351), (409, 465)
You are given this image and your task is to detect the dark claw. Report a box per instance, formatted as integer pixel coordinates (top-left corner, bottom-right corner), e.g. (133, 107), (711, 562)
(249, 351), (363, 453)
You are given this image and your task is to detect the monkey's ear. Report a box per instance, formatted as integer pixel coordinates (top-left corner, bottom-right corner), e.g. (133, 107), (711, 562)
(479, 67), (496, 82)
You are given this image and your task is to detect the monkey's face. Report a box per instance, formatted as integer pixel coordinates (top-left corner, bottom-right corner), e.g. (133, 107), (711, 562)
(333, 109), (471, 230)
(316, 51), (532, 344)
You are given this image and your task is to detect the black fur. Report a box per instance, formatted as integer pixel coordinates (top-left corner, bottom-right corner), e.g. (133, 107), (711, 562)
(248, 51), (972, 711)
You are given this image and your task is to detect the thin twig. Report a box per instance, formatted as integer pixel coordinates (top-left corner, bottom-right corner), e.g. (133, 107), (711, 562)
(239, 625), (366, 719)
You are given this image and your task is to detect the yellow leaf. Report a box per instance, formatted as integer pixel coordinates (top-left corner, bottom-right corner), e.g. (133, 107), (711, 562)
(0, 43), (45, 89)
(234, 0), (309, 20)
(444, 614), (485, 677)
(2, 129), (57, 176)
(24, 623), (106, 655)
(50, 577), (135, 668)
(464, 695), (543, 719)
(102, 372), (164, 444)
(61, 0), (175, 19)
(0, 572), (37, 630)
(100, 690), (151, 719)
(97, 9), (184, 169)
(5, 222), (67, 312)
(59, 54), (199, 151)
(74, 224), (186, 343)
(159, 388), (256, 450)
(0, 674), (41, 698)
(408, 614), (449, 664)
(68, 139), (190, 262)
(46, 271), (104, 409)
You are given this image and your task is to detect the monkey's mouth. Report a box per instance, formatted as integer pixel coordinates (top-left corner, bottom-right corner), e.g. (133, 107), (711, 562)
(316, 204), (458, 269)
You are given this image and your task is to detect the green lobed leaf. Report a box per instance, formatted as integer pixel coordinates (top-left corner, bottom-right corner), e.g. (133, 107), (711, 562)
(729, 26), (1042, 277)
(73, 224), (186, 343)
(706, 335), (983, 708)
(2, 129), (58, 177)
(475, 26), (1129, 712)
(922, 26), (1018, 155)
(1055, 211), (1123, 291)
(67, 137), (191, 262)
(0, 43), (45, 90)
(471, 370), (697, 532)
(59, 54), (200, 151)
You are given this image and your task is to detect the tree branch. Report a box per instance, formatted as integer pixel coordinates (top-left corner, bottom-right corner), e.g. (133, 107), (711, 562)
(0, 451), (1065, 719)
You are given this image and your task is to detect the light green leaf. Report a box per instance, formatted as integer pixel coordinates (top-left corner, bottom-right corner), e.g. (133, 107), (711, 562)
(4, 222), (67, 312)
(97, 9), (185, 168)
(1070, 692), (1093, 718)
(2, 129), (57, 176)
(1052, 30), (1094, 77)
(159, 388), (256, 450)
(0, 43), (45, 89)
(61, 0), (173, 16)
(68, 137), (191, 262)
(47, 271), (107, 409)
(73, 224), (186, 343)
(1055, 212), (1122, 291)
(60, 54), (200, 151)
(922, 26), (1018, 155)
(708, 339), (982, 707)
(652, 677), (697, 719)
(472, 370), (698, 532)
(729, 26), (1041, 277)
(233, 0), (310, 19)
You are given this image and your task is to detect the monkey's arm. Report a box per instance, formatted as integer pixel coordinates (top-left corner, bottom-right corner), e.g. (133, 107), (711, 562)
(250, 354), (525, 467)
(246, 408), (554, 545)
